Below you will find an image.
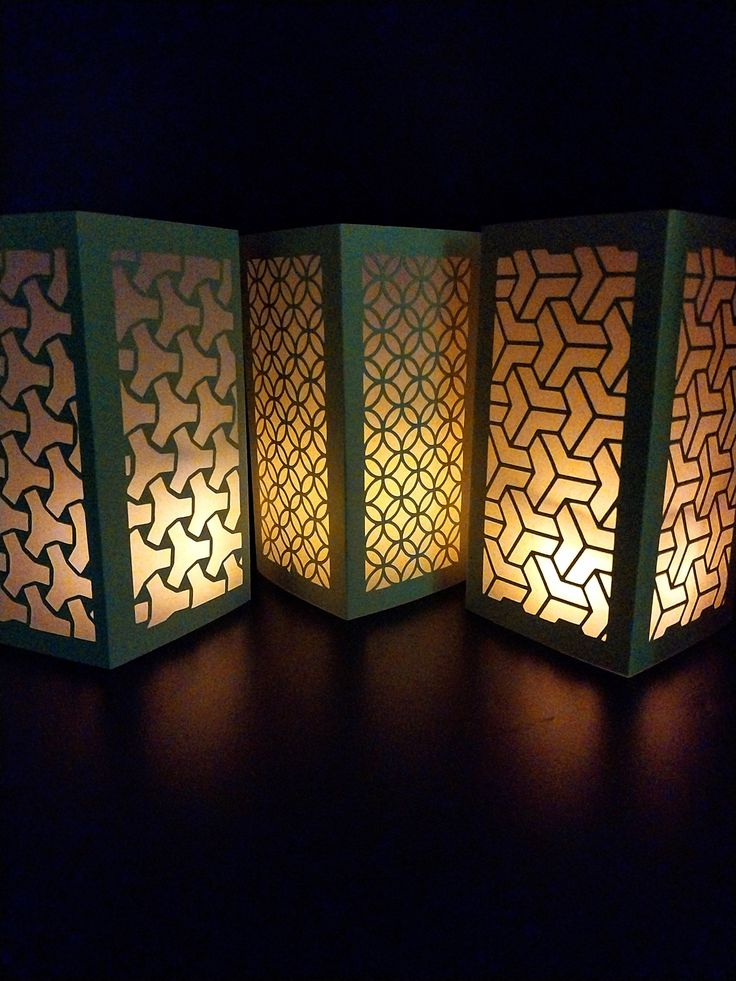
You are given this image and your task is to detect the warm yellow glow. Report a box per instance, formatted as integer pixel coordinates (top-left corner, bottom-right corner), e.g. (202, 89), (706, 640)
(362, 254), (470, 590)
(483, 246), (637, 638)
(246, 255), (331, 587)
(115, 252), (244, 627)
(650, 248), (736, 639)
(0, 248), (96, 639)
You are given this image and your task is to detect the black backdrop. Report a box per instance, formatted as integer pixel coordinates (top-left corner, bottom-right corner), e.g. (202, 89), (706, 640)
(2, 0), (735, 232)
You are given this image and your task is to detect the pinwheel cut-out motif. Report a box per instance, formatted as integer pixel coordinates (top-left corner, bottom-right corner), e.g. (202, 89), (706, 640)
(0, 248), (96, 639)
(115, 251), (244, 627)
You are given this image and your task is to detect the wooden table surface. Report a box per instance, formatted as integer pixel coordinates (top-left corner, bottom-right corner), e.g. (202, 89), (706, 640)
(2, 579), (734, 979)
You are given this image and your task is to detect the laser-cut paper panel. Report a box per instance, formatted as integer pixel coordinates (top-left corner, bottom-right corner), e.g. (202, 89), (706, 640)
(0, 247), (96, 641)
(650, 247), (736, 639)
(466, 211), (736, 676)
(246, 254), (331, 587)
(482, 245), (636, 640)
(0, 213), (250, 668)
(362, 254), (470, 591)
(242, 225), (479, 619)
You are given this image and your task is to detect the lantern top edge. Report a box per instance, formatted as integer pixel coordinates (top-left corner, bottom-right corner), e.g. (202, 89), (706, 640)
(240, 223), (480, 262)
(480, 208), (736, 235)
(0, 210), (239, 236)
(240, 222), (479, 241)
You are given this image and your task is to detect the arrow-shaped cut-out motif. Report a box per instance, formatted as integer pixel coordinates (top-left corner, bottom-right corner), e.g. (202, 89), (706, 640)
(483, 244), (636, 639)
(651, 247), (736, 640)
(571, 247), (604, 316)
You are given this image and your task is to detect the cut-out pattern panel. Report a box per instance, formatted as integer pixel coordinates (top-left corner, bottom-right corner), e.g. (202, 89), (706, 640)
(246, 255), (330, 587)
(0, 248), (96, 639)
(362, 254), (470, 590)
(482, 246), (637, 638)
(115, 251), (244, 627)
(650, 248), (736, 639)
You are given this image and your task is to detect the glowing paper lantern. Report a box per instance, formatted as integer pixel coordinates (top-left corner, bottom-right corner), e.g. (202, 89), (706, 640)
(242, 224), (478, 617)
(466, 211), (736, 675)
(0, 212), (250, 667)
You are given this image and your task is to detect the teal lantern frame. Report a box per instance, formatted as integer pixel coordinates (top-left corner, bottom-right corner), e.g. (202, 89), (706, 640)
(466, 211), (736, 675)
(242, 224), (479, 619)
(0, 212), (251, 667)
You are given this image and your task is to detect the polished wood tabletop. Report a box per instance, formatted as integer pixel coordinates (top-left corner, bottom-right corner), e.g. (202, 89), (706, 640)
(2, 579), (734, 979)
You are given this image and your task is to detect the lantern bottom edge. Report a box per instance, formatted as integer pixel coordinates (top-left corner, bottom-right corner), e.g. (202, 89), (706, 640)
(255, 560), (466, 620)
(465, 589), (734, 677)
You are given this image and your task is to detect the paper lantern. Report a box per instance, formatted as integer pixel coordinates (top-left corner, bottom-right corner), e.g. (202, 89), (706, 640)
(466, 211), (736, 675)
(0, 212), (250, 667)
(242, 224), (478, 618)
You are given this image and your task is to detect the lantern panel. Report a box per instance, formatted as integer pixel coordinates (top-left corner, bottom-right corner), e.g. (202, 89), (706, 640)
(361, 253), (470, 590)
(0, 247), (96, 640)
(650, 247), (736, 639)
(481, 245), (637, 639)
(113, 250), (245, 630)
(245, 254), (331, 587)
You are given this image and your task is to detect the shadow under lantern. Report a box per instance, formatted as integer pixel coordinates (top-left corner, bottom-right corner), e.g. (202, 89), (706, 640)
(242, 224), (478, 618)
(0, 212), (251, 667)
(466, 211), (736, 675)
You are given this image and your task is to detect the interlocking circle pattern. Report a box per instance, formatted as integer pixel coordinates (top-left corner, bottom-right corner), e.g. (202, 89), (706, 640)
(115, 251), (244, 628)
(362, 254), (470, 591)
(246, 255), (330, 587)
(0, 248), (96, 640)
(482, 246), (637, 639)
(650, 247), (736, 640)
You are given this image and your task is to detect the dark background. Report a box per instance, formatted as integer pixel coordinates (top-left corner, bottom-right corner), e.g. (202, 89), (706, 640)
(2, 0), (735, 231)
(2, 1), (735, 979)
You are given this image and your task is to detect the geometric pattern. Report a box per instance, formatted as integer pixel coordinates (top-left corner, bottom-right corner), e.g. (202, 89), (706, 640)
(362, 254), (470, 591)
(482, 246), (637, 639)
(0, 247), (96, 640)
(114, 251), (244, 628)
(650, 247), (736, 640)
(246, 255), (330, 587)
